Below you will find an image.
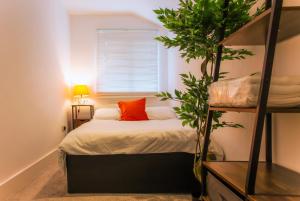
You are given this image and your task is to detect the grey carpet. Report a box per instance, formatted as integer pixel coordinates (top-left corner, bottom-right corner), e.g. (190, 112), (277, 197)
(7, 162), (193, 201)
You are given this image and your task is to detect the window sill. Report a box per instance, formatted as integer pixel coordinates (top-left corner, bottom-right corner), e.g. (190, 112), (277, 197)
(93, 92), (159, 99)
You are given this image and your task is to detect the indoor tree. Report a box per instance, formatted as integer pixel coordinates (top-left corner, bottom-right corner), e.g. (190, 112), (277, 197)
(154, 0), (263, 181)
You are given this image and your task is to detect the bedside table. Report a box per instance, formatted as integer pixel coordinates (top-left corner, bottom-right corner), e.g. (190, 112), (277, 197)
(72, 105), (95, 129)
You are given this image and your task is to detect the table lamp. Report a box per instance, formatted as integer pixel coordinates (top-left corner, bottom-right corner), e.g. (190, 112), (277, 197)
(73, 84), (90, 105)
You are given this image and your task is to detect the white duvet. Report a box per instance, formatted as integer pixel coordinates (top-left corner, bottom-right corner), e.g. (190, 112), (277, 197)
(59, 119), (223, 159)
(209, 73), (300, 107)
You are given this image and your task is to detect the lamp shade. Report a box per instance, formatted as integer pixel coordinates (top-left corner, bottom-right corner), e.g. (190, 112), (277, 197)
(73, 85), (90, 97)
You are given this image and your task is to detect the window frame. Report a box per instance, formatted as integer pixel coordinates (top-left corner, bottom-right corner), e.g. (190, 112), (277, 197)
(95, 29), (160, 96)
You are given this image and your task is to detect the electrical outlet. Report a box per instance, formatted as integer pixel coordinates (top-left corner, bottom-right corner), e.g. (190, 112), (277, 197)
(62, 126), (67, 133)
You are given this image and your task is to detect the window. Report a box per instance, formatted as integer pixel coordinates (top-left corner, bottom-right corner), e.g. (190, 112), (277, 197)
(96, 29), (159, 93)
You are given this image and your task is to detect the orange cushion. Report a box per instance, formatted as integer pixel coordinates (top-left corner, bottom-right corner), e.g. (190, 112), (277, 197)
(118, 98), (149, 121)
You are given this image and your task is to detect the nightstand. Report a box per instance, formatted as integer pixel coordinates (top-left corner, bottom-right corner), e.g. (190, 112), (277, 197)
(71, 105), (95, 129)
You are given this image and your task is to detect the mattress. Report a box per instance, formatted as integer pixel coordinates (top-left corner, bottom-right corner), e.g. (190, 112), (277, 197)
(59, 119), (223, 159)
(209, 73), (300, 107)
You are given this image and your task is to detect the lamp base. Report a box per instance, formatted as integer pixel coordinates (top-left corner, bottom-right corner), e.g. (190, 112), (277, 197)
(77, 97), (88, 105)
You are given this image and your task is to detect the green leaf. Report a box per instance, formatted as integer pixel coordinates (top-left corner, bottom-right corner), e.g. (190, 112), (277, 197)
(154, 0), (259, 70)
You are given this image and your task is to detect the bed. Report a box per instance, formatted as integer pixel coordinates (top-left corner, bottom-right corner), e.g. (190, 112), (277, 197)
(59, 108), (224, 196)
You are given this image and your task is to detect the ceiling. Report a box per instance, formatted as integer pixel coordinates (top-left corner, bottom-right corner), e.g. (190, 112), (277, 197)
(62, 0), (179, 25)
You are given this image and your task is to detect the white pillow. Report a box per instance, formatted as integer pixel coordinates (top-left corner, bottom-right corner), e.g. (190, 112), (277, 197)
(94, 108), (120, 120)
(146, 106), (177, 120)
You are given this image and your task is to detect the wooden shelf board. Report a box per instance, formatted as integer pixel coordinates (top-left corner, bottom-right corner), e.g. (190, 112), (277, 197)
(268, 107), (300, 113)
(209, 106), (256, 113)
(221, 6), (300, 46)
(249, 195), (300, 201)
(203, 161), (300, 196)
(209, 106), (300, 113)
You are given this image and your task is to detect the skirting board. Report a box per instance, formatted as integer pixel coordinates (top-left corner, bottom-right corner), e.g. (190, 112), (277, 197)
(0, 149), (58, 200)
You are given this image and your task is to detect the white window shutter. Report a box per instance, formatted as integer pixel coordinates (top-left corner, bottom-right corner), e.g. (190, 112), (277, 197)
(96, 30), (159, 93)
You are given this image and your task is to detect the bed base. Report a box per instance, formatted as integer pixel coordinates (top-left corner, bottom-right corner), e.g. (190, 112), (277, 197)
(66, 152), (200, 196)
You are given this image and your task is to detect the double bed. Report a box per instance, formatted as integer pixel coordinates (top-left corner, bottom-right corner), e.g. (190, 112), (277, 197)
(59, 108), (224, 196)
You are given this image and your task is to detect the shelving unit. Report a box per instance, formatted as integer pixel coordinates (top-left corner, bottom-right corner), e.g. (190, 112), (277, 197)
(221, 6), (300, 46)
(204, 162), (300, 196)
(201, 0), (300, 201)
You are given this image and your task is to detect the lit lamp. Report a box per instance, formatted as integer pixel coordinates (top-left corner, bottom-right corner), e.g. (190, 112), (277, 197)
(73, 84), (90, 105)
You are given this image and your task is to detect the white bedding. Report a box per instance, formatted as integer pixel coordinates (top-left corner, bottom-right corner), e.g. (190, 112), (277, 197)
(59, 119), (223, 159)
(209, 73), (300, 107)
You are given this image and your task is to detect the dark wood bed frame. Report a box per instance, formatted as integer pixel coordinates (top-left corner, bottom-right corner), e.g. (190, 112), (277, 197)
(66, 152), (201, 197)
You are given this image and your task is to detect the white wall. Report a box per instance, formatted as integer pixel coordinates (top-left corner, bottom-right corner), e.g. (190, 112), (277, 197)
(211, 46), (266, 161)
(167, 43), (269, 162)
(164, 0), (300, 173)
(63, 0), (179, 25)
(0, 0), (70, 187)
(271, 35), (300, 173)
(168, 47), (202, 92)
(69, 14), (169, 107)
(211, 39), (300, 174)
(67, 0), (300, 174)
(210, 1), (300, 174)
(169, 40), (300, 174)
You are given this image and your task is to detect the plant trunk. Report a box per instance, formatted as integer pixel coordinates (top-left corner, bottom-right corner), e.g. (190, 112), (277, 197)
(194, 58), (211, 182)
(201, 58), (209, 76)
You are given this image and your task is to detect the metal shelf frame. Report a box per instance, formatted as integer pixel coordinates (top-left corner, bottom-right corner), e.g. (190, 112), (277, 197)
(199, 0), (300, 200)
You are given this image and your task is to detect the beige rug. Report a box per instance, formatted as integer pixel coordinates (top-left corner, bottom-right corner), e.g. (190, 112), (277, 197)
(7, 163), (193, 201)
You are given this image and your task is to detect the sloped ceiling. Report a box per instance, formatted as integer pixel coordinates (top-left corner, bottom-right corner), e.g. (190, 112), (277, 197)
(62, 0), (179, 25)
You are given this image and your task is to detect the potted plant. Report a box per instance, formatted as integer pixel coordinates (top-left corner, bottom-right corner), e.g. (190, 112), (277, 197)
(154, 0), (264, 182)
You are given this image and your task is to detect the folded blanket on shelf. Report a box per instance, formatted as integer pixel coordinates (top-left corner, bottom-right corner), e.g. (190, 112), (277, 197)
(231, 72), (300, 85)
(209, 72), (300, 107)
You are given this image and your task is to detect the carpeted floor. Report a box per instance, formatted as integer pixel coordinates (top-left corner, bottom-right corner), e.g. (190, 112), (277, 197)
(6, 162), (193, 201)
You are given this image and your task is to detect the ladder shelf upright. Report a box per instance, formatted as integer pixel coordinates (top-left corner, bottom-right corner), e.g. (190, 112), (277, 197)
(201, 0), (300, 200)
